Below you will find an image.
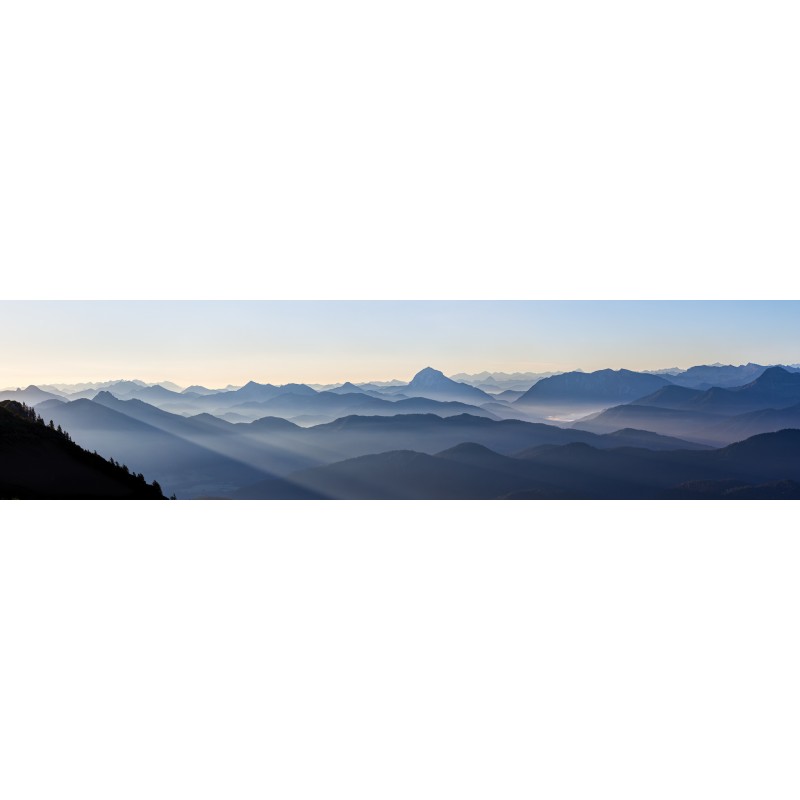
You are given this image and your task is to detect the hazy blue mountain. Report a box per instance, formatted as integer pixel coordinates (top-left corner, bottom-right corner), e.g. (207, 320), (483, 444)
(514, 369), (672, 414)
(666, 363), (767, 389)
(39, 397), (705, 498)
(495, 389), (526, 402)
(642, 367), (685, 376)
(112, 384), (193, 403)
(478, 401), (530, 420)
(507, 428), (800, 498)
(41, 379), (148, 395)
(35, 396), (271, 498)
(572, 404), (728, 445)
(87, 379), (152, 397)
(449, 371), (557, 392)
(707, 402), (800, 442)
(161, 381), (320, 414)
(593, 427), (711, 450)
(233, 447), (544, 500)
(182, 385), (220, 395)
(632, 385), (705, 409)
(181, 384), (241, 395)
(90, 392), (317, 478)
(356, 379), (406, 388)
(276, 413), (706, 467)
(233, 381), (316, 402)
(63, 388), (102, 400)
(232, 429), (800, 500)
(328, 382), (367, 395)
(288, 414), (335, 427)
(383, 368), (496, 404)
(635, 367), (800, 416)
(33, 385), (72, 398)
(0, 400), (165, 500)
(222, 391), (500, 423)
(0, 385), (64, 405)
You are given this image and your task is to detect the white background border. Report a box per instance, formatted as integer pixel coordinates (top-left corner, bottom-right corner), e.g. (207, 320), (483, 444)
(2, 1), (800, 798)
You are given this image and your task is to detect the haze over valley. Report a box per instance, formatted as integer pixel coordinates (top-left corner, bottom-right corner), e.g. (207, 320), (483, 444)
(4, 361), (800, 500)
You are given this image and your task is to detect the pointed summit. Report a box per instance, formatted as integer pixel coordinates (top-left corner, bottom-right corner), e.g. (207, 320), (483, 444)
(751, 366), (796, 387)
(395, 367), (494, 404)
(409, 367), (448, 387)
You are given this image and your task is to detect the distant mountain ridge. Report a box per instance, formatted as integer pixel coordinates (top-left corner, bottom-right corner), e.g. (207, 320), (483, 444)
(636, 367), (800, 414)
(514, 369), (672, 412)
(382, 367), (497, 404)
(233, 428), (800, 500)
(572, 368), (800, 445)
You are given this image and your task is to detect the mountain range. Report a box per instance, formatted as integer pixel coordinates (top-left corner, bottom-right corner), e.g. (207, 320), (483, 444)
(574, 367), (800, 445)
(4, 361), (800, 499)
(233, 429), (800, 500)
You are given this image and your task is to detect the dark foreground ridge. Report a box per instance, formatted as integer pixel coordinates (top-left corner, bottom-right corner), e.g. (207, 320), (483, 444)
(0, 401), (166, 499)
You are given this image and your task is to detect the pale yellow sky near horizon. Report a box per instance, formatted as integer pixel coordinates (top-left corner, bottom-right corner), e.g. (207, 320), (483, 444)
(1, 301), (798, 389)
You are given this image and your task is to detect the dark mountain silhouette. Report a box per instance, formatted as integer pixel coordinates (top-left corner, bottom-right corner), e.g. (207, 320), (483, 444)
(660, 479), (800, 499)
(514, 369), (672, 413)
(232, 429), (800, 499)
(0, 401), (165, 499)
(515, 429), (800, 497)
(233, 448), (542, 500)
(383, 367), (496, 404)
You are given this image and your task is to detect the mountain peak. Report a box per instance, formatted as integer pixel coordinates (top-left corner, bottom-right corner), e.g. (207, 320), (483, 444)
(750, 366), (797, 388)
(410, 367), (447, 384)
(758, 365), (791, 378)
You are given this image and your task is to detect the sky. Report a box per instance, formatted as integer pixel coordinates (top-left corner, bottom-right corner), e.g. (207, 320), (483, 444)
(1, 301), (798, 388)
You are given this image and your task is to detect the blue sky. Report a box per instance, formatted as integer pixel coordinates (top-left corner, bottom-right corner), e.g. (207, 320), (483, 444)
(1, 301), (798, 387)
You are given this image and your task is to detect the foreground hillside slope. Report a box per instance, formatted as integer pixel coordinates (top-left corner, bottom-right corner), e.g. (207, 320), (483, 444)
(0, 401), (165, 499)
